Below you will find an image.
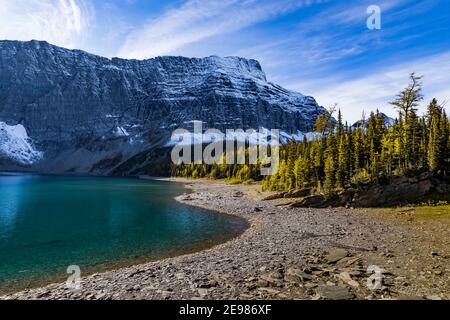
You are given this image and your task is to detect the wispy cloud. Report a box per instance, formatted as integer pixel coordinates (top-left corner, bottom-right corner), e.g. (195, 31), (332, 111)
(0, 0), (93, 49)
(295, 0), (407, 31)
(235, 0), (409, 83)
(234, 0), (450, 123)
(117, 0), (327, 59)
(293, 51), (450, 123)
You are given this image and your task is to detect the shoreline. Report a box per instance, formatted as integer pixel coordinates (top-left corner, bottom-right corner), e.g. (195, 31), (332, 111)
(0, 177), (249, 296)
(2, 179), (449, 300)
(1, 179), (258, 300)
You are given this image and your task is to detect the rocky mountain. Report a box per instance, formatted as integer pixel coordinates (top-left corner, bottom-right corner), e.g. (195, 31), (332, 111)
(351, 112), (395, 129)
(0, 40), (326, 175)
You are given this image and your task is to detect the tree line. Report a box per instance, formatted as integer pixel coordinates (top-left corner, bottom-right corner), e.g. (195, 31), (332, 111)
(172, 73), (450, 198)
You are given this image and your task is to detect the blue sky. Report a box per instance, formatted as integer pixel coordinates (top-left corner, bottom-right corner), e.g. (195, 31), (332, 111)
(0, 0), (449, 122)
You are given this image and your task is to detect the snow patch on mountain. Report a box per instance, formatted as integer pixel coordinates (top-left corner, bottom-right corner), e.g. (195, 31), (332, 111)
(279, 131), (322, 143)
(352, 113), (396, 129)
(0, 122), (43, 165)
(114, 127), (130, 137)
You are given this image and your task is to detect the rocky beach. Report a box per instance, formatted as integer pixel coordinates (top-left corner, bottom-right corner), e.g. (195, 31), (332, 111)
(2, 179), (449, 300)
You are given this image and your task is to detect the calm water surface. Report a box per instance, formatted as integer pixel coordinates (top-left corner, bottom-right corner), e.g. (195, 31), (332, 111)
(0, 174), (247, 292)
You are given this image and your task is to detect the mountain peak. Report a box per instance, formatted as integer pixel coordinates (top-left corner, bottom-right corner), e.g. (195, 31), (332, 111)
(0, 40), (326, 175)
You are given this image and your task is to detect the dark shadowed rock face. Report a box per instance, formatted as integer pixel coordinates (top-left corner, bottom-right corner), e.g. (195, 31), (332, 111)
(289, 173), (450, 208)
(0, 40), (325, 175)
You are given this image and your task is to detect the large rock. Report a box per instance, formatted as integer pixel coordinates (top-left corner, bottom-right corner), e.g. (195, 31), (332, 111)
(0, 40), (327, 175)
(324, 249), (349, 264)
(258, 271), (284, 288)
(262, 192), (286, 201)
(352, 173), (449, 207)
(284, 188), (312, 198)
(316, 285), (354, 300)
(285, 267), (313, 283)
(290, 194), (326, 208)
(337, 272), (359, 287)
(288, 173), (450, 208)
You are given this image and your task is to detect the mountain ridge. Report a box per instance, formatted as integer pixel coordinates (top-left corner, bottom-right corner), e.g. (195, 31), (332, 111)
(0, 40), (327, 175)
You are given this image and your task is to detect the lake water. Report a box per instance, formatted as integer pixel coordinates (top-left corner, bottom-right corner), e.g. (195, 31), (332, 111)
(0, 174), (247, 293)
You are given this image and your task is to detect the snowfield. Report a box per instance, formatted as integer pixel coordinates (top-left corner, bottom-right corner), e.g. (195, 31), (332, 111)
(0, 122), (43, 165)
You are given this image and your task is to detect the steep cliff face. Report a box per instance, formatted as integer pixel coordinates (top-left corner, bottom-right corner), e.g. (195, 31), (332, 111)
(0, 40), (325, 175)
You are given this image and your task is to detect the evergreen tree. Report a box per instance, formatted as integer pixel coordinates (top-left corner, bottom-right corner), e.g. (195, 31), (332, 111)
(173, 75), (450, 198)
(336, 134), (349, 188)
(390, 73), (424, 119)
(428, 115), (441, 172)
(323, 153), (336, 199)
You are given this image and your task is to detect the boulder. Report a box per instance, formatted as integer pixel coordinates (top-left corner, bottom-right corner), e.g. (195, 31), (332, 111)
(283, 188), (312, 199)
(258, 271), (284, 288)
(316, 285), (354, 300)
(337, 272), (359, 287)
(337, 188), (357, 204)
(344, 173), (449, 207)
(325, 249), (349, 264)
(290, 195), (326, 208)
(262, 192), (286, 201)
(285, 268), (313, 283)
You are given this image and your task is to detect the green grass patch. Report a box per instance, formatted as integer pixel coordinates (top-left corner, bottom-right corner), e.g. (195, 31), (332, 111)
(225, 177), (245, 185)
(374, 204), (450, 220)
(411, 205), (450, 218)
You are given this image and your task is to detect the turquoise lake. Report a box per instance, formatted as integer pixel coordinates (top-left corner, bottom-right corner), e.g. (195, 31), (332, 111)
(0, 174), (247, 292)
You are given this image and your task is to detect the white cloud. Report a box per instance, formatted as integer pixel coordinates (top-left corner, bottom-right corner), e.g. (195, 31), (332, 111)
(235, 0), (411, 86)
(0, 0), (93, 49)
(233, 0), (450, 123)
(117, 0), (327, 59)
(293, 51), (450, 123)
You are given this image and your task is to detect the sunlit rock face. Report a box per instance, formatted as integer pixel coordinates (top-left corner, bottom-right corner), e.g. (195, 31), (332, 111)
(0, 40), (326, 175)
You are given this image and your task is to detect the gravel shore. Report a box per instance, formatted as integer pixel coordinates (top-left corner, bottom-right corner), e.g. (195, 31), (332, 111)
(2, 179), (449, 300)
